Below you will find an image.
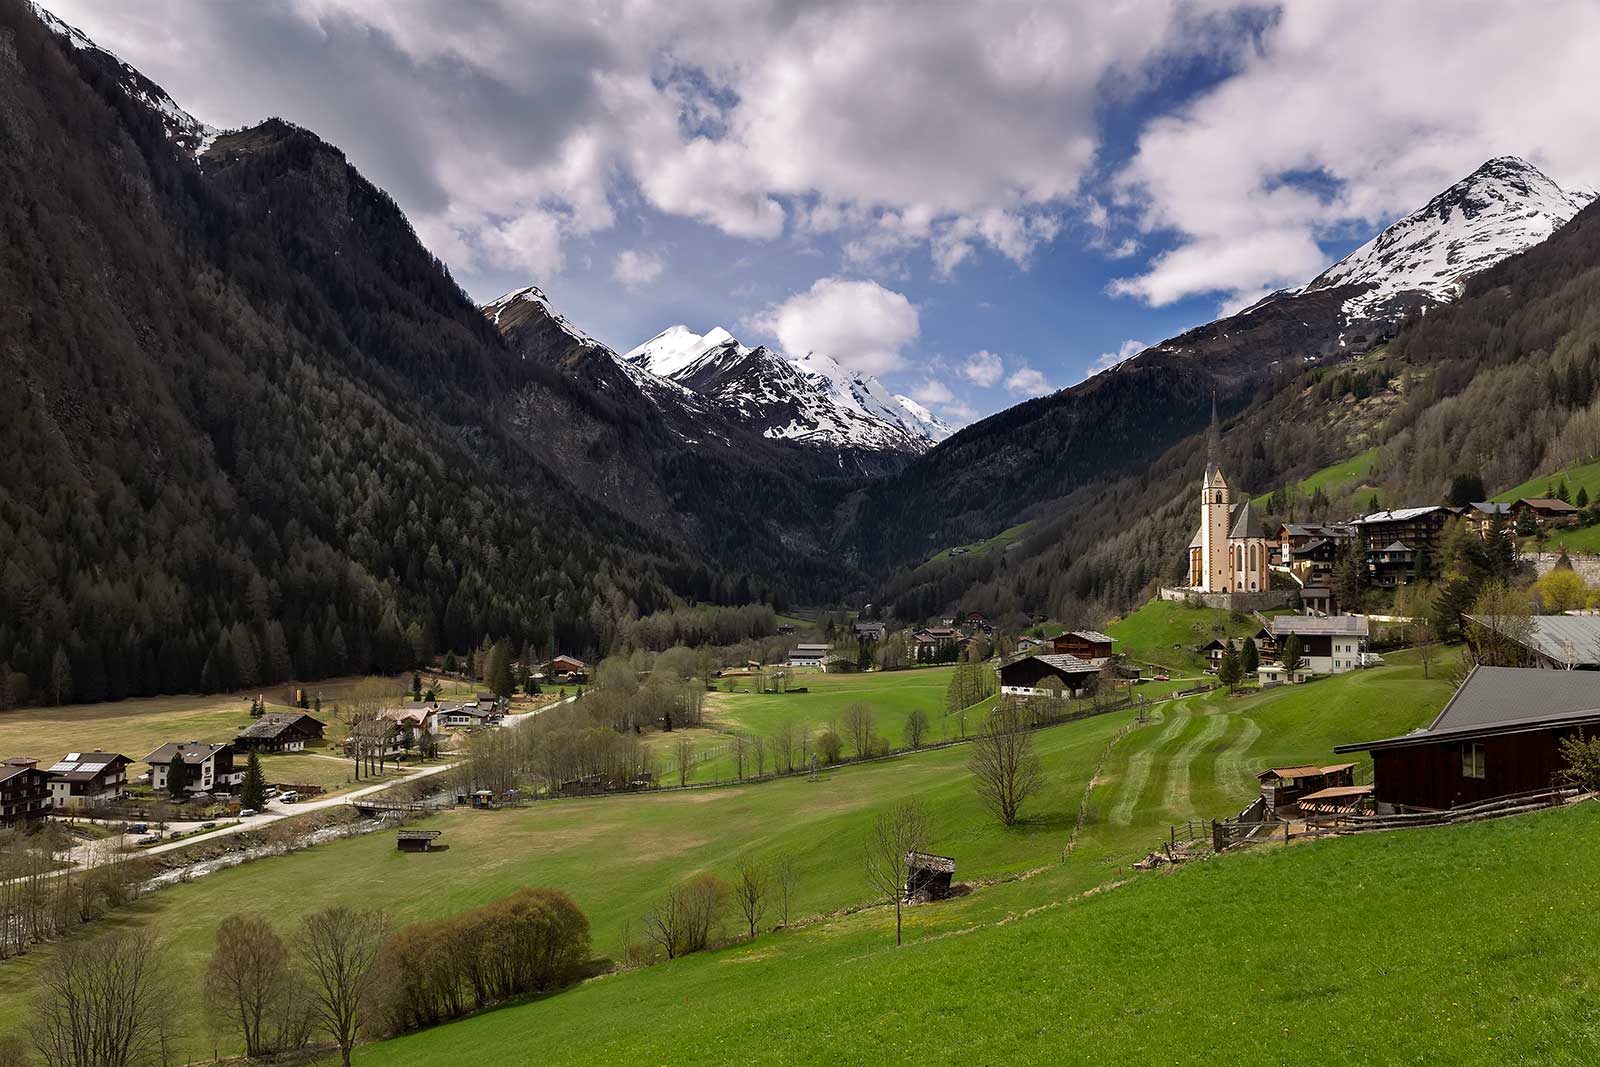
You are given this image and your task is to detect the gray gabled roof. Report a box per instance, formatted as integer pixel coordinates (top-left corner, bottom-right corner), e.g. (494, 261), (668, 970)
(1467, 614), (1600, 668)
(1271, 615), (1369, 637)
(1229, 501), (1265, 539)
(1336, 665), (1600, 753)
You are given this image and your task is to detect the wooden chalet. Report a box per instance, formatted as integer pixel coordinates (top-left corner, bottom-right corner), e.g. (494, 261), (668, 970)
(1335, 666), (1600, 812)
(546, 655), (588, 683)
(998, 653), (1105, 699)
(1256, 764), (1356, 816)
(0, 758), (49, 827)
(44, 752), (131, 809)
(1465, 501), (1514, 536)
(904, 851), (956, 901)
(1512, 497), (1580, 527)
(852, 619), (888, 643)
(234, 712), (327, 753)
(1052, 629), (1115, 659)
(1464, 614), (1600, 670)
(1198, 637), (1232, 669)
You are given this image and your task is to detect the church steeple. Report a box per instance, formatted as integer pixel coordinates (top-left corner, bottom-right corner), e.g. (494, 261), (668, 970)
(1204, 391), (1222, 481)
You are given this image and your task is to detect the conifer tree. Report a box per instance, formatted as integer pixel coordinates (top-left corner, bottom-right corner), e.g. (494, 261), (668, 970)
(240, 751), (268, 810)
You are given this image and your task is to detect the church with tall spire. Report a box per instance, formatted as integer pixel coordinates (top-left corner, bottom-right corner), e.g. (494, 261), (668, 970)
(1187, 396), (1271, 592)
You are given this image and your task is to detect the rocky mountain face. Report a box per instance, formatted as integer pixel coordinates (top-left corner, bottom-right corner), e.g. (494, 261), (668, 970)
(844, 156), (1597, 579)
(483, 291), (939, 477)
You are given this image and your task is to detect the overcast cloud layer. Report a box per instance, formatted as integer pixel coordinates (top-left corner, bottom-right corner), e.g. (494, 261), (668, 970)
(41, 0), (1600, 424)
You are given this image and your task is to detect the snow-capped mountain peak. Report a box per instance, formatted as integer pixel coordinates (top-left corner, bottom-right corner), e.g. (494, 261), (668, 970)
(625, 326), (953, 451)
(486, 285), (603, 350)
(1304, 155), (1593, 320)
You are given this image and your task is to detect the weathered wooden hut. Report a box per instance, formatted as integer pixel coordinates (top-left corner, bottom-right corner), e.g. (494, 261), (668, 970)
(396, 829), (442, 852)
(904, 851), (957, 901)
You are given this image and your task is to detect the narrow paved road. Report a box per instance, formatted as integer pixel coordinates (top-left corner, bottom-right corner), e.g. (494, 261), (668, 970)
(59, 694), (575, 867)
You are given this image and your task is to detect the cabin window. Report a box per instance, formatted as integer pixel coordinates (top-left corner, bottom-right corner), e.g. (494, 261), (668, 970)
(1462, 743), (1486, 779)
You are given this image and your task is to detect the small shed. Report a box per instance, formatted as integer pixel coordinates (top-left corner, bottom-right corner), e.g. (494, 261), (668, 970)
(470, 789), (495, 809)
(904, 851), (957, 901)
(1257, 763), (1355, 815)
(396, 829), (442, 852)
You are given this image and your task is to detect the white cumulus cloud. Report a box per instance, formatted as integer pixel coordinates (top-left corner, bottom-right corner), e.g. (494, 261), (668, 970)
(910, 379), (955, 406)
(749, 277), (920, 376)
(612, 248), (664, 289)
(1005, 365), (1052, 397)
(1110, 1), (1600, 310)
(961, 350), (1004, 388)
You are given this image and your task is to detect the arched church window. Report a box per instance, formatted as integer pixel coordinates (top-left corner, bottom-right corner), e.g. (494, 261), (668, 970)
(1214, 491), (1223, 504)
(1249, 544), (1256, 570)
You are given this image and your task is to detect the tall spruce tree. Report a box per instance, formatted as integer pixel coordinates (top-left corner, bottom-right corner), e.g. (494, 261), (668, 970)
(240, 752), (268, 810)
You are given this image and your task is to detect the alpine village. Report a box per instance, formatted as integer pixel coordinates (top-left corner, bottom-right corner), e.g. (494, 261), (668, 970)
(4, 3), (1600, 1065)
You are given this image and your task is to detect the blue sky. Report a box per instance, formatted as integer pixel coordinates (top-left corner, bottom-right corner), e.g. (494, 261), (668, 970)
(42, 0), (1600, 424)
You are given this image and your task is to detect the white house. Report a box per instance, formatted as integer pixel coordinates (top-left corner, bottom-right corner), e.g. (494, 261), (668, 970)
(787, 644), (833, 668)
(1268, 615), (1370, 676)
(143, 742), (242, 794)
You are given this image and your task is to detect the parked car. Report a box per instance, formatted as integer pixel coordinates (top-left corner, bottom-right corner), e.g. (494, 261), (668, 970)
(263, 788), (279, 798)
(136, 835), (159, 845)
(200, 821), (217, 829)
(239, 809), (258, 818)
(278, 791), (298, 803)
(1154, 674), (1170, 682)
(126, 823), (149, 834)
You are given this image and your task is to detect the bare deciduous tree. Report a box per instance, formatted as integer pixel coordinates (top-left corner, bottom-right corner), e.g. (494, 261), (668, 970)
(903, 708), (929, 750)
(1411, 618), (1438, 678)
(732, 858), (769, 939)
(30, 930), (178, 1067)
(969, 704), (1043, 827)
(299, 906), (388, 1067)
(673, 734), (695, 787)
(206, 913), (308, 1060)
(770, 720), (797, 772)
(643, 875), (727, 959)
(772, 853), (796, 928)
(843, 701), (877, 757)
(863, 799), (930, 946)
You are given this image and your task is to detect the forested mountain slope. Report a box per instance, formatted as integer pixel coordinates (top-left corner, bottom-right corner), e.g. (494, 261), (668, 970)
(0, 3), (843, 708)
(881, 198), (1600, 624)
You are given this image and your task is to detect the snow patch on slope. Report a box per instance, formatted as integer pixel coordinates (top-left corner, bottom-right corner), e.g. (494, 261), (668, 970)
(34, 4), (219, 157)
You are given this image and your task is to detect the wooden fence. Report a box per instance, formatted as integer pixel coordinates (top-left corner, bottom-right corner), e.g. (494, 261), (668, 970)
(1213, 787), (1584, 852)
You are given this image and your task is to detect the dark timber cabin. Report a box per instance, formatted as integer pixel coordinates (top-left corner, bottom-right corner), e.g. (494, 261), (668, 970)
(1335, 666), (1600, 813)
(397, 829), (442, 852)
(905, 851), (956, 901)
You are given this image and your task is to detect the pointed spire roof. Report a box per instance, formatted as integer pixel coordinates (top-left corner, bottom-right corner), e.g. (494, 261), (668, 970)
(1204, 391), (1222, 481)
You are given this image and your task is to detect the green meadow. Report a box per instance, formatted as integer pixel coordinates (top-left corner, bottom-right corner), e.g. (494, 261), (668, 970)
(0, 653), (1452, 1060)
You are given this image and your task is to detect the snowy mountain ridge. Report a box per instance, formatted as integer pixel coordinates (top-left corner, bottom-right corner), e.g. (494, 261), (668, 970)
(35, 4), (219, 157)
(1302, 155), (1594, 323)
(624, 325), (954, 452)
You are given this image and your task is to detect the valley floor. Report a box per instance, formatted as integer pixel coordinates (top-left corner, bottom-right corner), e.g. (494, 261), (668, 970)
(0, 654), (1455, 1060)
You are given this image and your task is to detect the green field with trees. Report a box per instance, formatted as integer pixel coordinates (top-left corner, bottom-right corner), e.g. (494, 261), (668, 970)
(0, 655), (1454, 1062)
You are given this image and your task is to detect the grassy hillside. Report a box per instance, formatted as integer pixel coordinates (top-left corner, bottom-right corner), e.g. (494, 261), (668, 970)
(1106, 598), (1275, 672)
(362, 799), (1600, 1066)
(0, 656), (1451, 1057)
(1491, 457), (1600, 503)
(1252, 444), (1387, 510)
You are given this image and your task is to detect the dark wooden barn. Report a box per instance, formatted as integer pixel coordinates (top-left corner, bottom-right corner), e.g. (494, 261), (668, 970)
(904, 851), (956, 901)
(1052, 630), (1115, 660)
(1336, 666), (1600, 813)
(397, 829), (443, 852)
